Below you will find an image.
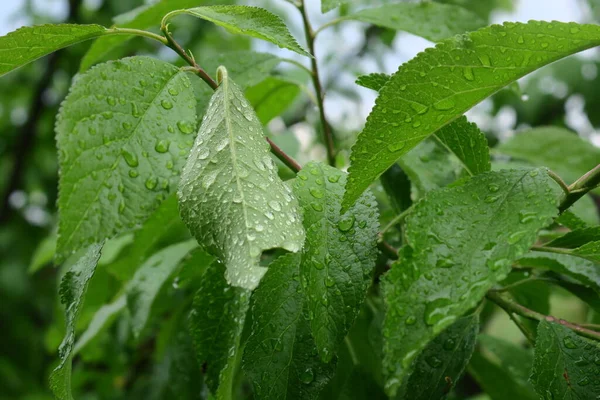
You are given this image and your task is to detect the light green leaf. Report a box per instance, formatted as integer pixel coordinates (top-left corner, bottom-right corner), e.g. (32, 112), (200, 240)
(382, 169), (561, 396)
(56, 56), (196, 262)
(498, 127), (600, 190)
(28, 233), (57, 274)
(547, 227), (600, 248)
(398, 314), (479, 400)
(203, 51), (283, 90)
(344, 21), (600, 210)
(126, 240), (198, 338)
(531, 320), (600, 398)
(73, 295), (126, 354)
(469, 352), (538, 400)
(178, 66), (305, 290)
(80, 0), (204, 71)
(322, 0), (347, 13)
(0, 24), (107, 77)
(50, 243), (103, 400)
(245, 77), (301, 125)
(356, 73), (390, 92)
(571, 241), (600, 264)
(293, 162), (379, 362)
(341, 2), (486, 42)
(167, 6), (310, 57)
(243, 253), (335, 400)
(189, 262), (250, 399)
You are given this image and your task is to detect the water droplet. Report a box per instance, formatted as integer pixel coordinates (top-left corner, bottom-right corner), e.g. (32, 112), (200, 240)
(325, 276), (335, 287)
(269, 200), (281, 211)
(563, 336), (578, 349)
(161, 100), (173, 110)
(463, 67), (474, 81)
(309, 187), (324, 199)
(202, 171), (217, 189)
(436, 258), (453, 269)
(424, 298), (452, 326)
(177, 120), (195, 134)
(577, 376), (590, 386)
(338, 216), (355, 232)
(155, 140), (170, 153)
(106, 96), (116, 106)
(517, 35), (524, 44)
(433, 98), (455, 111)
(519, 211), (537, 224)
(129, 169), (139, 178)
(443, 338), (456, 351)
(168, 87), (179, 96)
(478, 54), (492, 67)
(311, 202), (323, 212)
(387, 142), (406, 153)
(328, 175), (340, 183)
(507, 230), (527, 244)
(426, 355), (443, 368)
(121, 149), (139, 167)
(484, 195), (499, 203)
(405, 316), (416, 325)
(197, 148), (210, 160)
(145, 177), (158, 190)
(410, 102), (428, 115)
(300, 368), (314, 384)
(488, 184), (499, 193)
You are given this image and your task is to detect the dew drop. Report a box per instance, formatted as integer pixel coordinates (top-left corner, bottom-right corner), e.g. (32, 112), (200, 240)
(145, 177), (158, 190)
(563, 336), (578, 349)
(433, 98), (455, 111)
(197, 147), (210, 160)
(155, 140), (170, 153)
(463, 67), (474, 81)
(387, 142), (406, 153)
(309, 187), (324, 199)
(177, 120), (195, 134)
(338, 216), (355, 232)
(300, 368), (314, 384)
(161, 100), (173, 110)
(269, 200), (281, 211)
(405, 316), (416, 325)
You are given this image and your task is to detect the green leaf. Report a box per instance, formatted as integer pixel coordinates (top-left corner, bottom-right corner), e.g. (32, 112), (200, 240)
(498, 127), (600, 189)
(243, 253), (335, 400)
(167, 6), (310, 57)
(293, 162), (379, 362)
(531, 320), (600, 398)
(0, 24), (107, 77)
(356, 73), (390, 92)
(557, 211), (589, 231)
(189, 262), (250, 399)
(73, 295), (126, 354)
(478, 334), (535, 388)
(547, 227), (600, 248)
(49, 243), (103, 400)
(28, 233), (57, 274)
(469, 352), (538, 400)
(126, 240), (198, 338)
(56, 56), (197, 262)
(571, 241), (600, 264)
(380, 164), (412, 214)
(80, 0), (203, 71)
(341, 2), (486, 42)
(322, 0), (347, 13)
(382, 168), (561, 396)
(398, 314), (479, 400)
(178, 66), (305, 290)
(344, 21), (600, 210)
(245, 77), (301, 125)
(202, 51), (283, 90)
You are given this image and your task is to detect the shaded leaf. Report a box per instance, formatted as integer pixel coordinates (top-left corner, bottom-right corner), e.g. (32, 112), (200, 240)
(189, 262), (250, 399)
(56, 56), (196, 261)
(178, 66), (304, 290)
(571, 241), (600, 264)
(168, 6), (310, 57)
(293, 162), (379, 362)
(530, 320), (600, 398)
(243, 253), (335, 400)
(0, 24), (107, 77)
(433, 118), (490, 176)
(245, 77), (301, 124)
(382, 169), (561, 396)
(344, 21), (600, 210)
(73, 295), (126, 354)
(49, 243), (103, 400)
(547, 226), (600, 248)
(469, 352), (538, 400)
(478, 334), (534, 388)
(126, 240), (197, 338)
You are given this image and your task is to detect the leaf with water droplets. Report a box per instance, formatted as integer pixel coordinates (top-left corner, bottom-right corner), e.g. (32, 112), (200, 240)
(344, 21), (600, 211)
(531, 320), (600, 398)
(518, 252), (600, 294)
(293, 162), (379, 363)
(189, 261), (250, 399)
(243, 253), (335, 400)
(0, 24), (107, 77)
(56, 56), (196, 262)
(80, 0), (203, 71)
(382, 168), (561, 396)
(397, 314), (479, 400)
(178, 66), (304, 290)
(50, 243), (103, 400)
(168, 6), (310, 57)
(126, 240), (197, 338)
(340, 2), (486, 42)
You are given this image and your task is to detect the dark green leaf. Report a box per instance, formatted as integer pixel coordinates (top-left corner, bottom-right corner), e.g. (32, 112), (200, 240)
(571, 241), (600, 264)
(0, 24), (107, 77)
(56, 56), (197, 262)
(344, 21), (600, 210)
(380, 164), (412, 215)
(382, 169), (561, 396)
(73, 295), (125, 355)
(530, 320), (600, 398)
(433, 118), (490, 176)
(293, 162), (379, 362)
(469, 352), (538, 400)
(178, 66), (305, 290)
(189, 262), (250, 399)
(478, 334), (534, 388)
(547, 227), (600, 248)
(126, 240), (198, 338)
(243, 253), (335, 400)
(50, 243), (103, 400)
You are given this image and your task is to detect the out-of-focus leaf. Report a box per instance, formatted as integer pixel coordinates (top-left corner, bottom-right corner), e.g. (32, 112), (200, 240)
(73, 295), (125, 354)
(28, 233), (57, 274)
(547, 226), (600, 248)
(469, 352), (538, 400)
(245, 77), (301, 124)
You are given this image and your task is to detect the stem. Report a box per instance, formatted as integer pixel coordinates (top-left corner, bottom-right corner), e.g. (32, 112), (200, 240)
(266, 138), (302, 173)
(486, 291), (600, 342)
(107, 27), (169, 46)
(531, 245), (572, 256)
(547, 169), (570, 196)
(298, 1), (336, 166)
(559, 163), (600, 213)
(279, 58), (314, 76)
(314, 17), (348, 36)
(160, 25), (218, 90)
(380, 207), (413, 236)
(378, 240), (399, 260)
(491, 276), (554, 293)
(160, 24), (302, 174)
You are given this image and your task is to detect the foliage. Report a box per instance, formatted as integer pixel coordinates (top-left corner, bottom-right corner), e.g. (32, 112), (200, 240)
(2, 0), (600, 399)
